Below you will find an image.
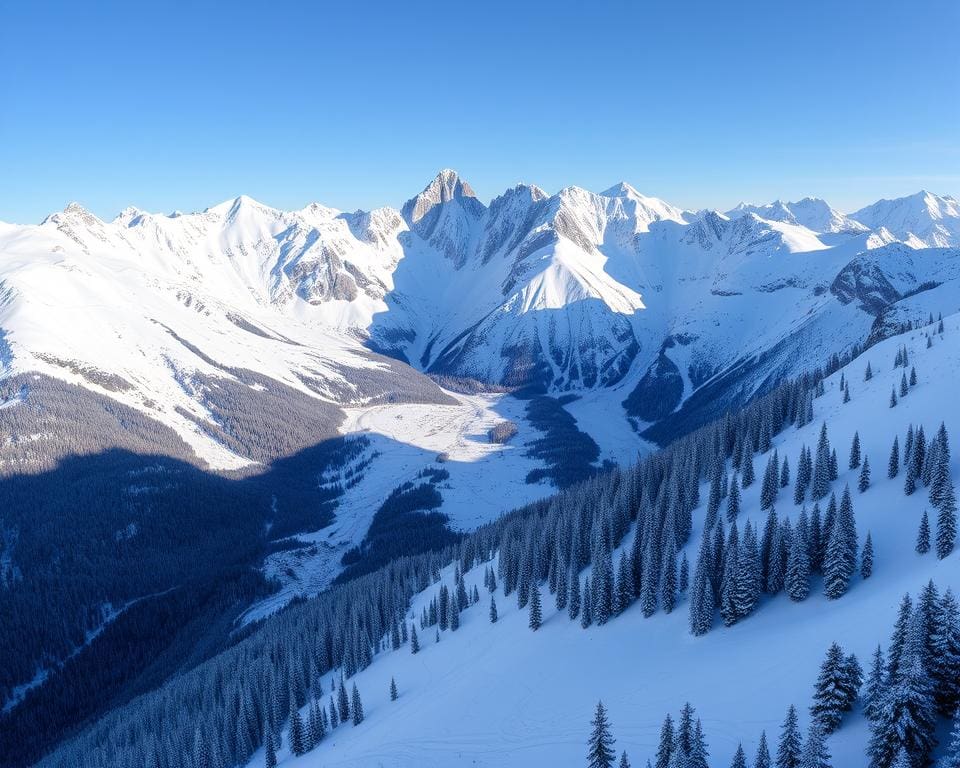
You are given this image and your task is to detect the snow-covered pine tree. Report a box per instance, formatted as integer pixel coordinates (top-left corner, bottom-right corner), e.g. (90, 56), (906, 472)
(731, 743), (748, 768)
(889, 437), (900, 479)
(655, 713), (673, 768)
(754, 730), (771, 768)
(728, 476), (742, 522)
(865, 361), (873, 380)
(861, 532), (874, 579)
(799, 720), (830, 768)
(859, 456), (871, 492)
(812, 424), (832, 500)
(785, 518), (811, 602)
(351, 684), (364, 725)
(742, 451), (756, 489)
(569, 573), (581, 621)
(941, 709), (960, 768)
(661, 538), (678, 614)
(587, 701), (617, 768)
(810, 642), (859, 733)
(867, 613), (937, 768)
(689, 534), (715, 636)
(863, 644), (885, 723)
(850, 432), (861, 469)
(930, 588), (960, 716)
(891, 388), (898, 408)
(529, 582), (542, 631)
(679, 552), (689, 593)
(776, 705), (803, 768)
(917, 511), (931, 554)
(289, 694), (307, 756)
(390, 677), (398, 701)
(489, 594), (498, 623)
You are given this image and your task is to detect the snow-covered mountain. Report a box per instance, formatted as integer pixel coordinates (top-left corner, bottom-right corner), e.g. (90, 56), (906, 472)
(851, 191), (960, 249)
(2, 174), (960, 470)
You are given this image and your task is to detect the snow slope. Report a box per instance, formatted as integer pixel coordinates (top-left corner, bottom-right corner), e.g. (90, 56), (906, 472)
(256, 313), (960, 768)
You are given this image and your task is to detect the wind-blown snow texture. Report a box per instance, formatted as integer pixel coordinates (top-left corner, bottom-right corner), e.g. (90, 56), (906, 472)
(252, 313), (960, 768)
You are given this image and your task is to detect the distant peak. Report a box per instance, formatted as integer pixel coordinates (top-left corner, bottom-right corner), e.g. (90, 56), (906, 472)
(602, 181), (640, 198)
(402, 169), (483, 227)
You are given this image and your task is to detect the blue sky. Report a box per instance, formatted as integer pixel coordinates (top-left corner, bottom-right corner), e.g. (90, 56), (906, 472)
(1, 0), (957, 223)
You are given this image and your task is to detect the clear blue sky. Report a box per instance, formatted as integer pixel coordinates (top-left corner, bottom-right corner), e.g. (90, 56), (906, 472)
(2, 0), (958, 223)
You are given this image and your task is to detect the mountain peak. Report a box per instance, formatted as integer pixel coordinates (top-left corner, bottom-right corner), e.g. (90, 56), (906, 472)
(402, 170), (479, 224)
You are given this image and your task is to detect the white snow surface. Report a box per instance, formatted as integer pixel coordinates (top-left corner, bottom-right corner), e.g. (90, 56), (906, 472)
(256, 314), (960, 768)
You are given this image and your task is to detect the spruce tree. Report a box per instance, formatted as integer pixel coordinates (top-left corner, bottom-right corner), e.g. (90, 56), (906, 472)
(859, 456), (871, 493)
(891, 388), (898, 408)
(619, 751), (631, 768)
(799, 720), (830, 768)
(850, 432), (861, 469)
(776, 705), (803, 768)
(411, 624), (420, 653)
(889, 437), (900, 479)
(265, 730), (277, 768)
(810, 643), (859, 733)
(390, 677), (398, 701)
(812, 424), (832, 501)
(754, 731), (771, 768)
(587, 701), (617, 768)
(689, 534), (715, 636)
(941, 709), (960, 768)
(728, 476), (742, 522)
(655, 714), (673, 768)
(679, 552), (689, 593)
(867, 615), (937, 768)
(930, 588), (960, 716)
(933, 446), (957, 559)
(865, 362), (873, 380)
(743, 451), (756, 488)
(529, 582), (542, 631)
(489, 594), (498, 623)
(581, 576), (593, 628)
(863, 644), (885, 723)
(732, 744), (748, 768)
(785, 521), (811, 602)
(861, 532), (874, 579)
(351, 684), (364, 726)
(916, 511), (931, 554)
(338, 675), (350, 724)
(289, 698), (307, 756)
(569, 573), (581, 621)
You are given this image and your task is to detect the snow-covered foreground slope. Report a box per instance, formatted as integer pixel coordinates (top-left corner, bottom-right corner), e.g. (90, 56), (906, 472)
(261, 315), (960, 768)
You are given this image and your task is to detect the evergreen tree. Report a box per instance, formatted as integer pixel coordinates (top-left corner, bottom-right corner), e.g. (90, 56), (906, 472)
(411, 624), (420, 653)
(865, 362), (873, 381)
(661, 539), (678, 614)
(489, 594), (498, 624)
(785, 520), (811, 602)
(581, 576), (593, 628)
(655, 713), (674, 768)
(941, 709), (960, 768)
(587, 701), (617, 768)
(679, 552), (689, 593)
(823, 513), (851, 599)
(810, 643), (859, 733)
(619, 751), (631, 768)
(889, 438), (900, 479)
(863, 644), (886, 723)
(776, 705), (803, 768)
(351, 684), (364, 726)
(728, 476), (742, 522)
(930, 588), (960, 716)
(932, 439), (957, 559)
(867, 615), (937, 768)
(859, 456), (871, 493)
(781, 456), (791, 488)
(289, 697), (307, 756)
(329, 695), (339, 728)
(799, 720), (830, 768)
(891, 388), (898, 408)
(754, 731), (771, 768)
(916, 511), (931, 554)
(265, 730), (277, 768)
(850, 432), (862, 469)
(529, 582), (542, 631)
(732, 744), (748, 768)
(569, 573), (581, 621)
(901, 373), (909, 398)
(743, 451), (756, 489)
(813, 424), (832, 501)
(338, 675), (350, 724)
(861, 532), (874, 579)
(390, 677), (398, 701)
(689, 534), (715, 636)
